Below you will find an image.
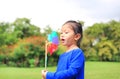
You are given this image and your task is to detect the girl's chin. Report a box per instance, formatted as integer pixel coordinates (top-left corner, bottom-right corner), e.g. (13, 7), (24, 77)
(61, 43), (67, 46)
(61, 43), (66, 45)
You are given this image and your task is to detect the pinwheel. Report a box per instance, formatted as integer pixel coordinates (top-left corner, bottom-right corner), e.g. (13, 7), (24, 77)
(45, 31), (59, 69)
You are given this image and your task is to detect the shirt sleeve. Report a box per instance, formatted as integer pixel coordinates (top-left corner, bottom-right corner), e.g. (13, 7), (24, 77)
(46, 50), (85, 79)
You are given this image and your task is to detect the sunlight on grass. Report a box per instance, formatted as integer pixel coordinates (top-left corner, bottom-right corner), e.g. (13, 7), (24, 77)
(85, 62), (120, 79)
(0, 62), (120, 79)
(0, 67), (56, 79)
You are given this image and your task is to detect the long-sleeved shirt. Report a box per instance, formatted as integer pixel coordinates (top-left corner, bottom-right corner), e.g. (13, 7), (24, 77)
(46, 48), (85, 79)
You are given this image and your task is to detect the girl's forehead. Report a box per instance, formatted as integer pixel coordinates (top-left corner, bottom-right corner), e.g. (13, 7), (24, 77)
(61, 24), (73, 31)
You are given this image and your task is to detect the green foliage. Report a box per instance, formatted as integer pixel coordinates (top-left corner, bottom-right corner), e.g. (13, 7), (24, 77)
(13, 44), (26, 59)
(28, 59), (35, 67)
(0, 22), (10, 33)
(5, 33), (18, 45)
(12, 18), (41, 38)
(0, 34), (5, 46)
(11, 43), (45, 67)
(7, 61), (16, 67)
(0, 18), (120, 67)
(82, 20), (120, 61)
(0, 18), (45, 67)
(0, 54), (6, 62)
(42, 25), (52, 37)
(96, 40), (118, 61)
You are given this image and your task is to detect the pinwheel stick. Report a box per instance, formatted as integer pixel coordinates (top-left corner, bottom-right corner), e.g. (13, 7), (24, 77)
(45, 40), (48, 70)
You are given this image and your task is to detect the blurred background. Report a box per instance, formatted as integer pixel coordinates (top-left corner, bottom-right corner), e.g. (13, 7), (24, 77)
(0, 0), (120, 79)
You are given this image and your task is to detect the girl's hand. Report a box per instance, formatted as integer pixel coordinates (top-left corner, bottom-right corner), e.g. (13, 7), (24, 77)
(41, 70), (48, 79)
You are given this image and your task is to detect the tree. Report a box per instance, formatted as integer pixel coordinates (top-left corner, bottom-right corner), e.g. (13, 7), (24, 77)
(96, 38), (118, 61)
(12, 18), (41, 38)
(0, 22), (11, 46)
(42, 25), (52, 37)
(82, 20), (120, 61)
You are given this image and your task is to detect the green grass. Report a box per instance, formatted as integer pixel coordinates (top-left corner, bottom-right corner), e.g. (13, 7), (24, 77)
(0, 62), (120, 79)
(85, 61), (120, 79)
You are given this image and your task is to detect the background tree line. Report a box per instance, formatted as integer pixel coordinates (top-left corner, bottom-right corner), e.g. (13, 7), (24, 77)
(81, 20), (120, 61)
(0, 18), (120, 67)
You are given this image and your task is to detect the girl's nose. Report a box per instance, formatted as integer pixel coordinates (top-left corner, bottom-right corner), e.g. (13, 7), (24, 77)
(60, 33), (64, 37)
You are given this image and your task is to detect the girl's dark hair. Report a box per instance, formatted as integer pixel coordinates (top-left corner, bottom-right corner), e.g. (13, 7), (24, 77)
(63, 20), (83, 48)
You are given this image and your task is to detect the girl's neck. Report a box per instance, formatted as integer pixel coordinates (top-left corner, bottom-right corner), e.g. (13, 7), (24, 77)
(66, 44), (79, 52)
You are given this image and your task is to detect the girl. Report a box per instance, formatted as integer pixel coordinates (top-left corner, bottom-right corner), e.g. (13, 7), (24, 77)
(42, 20), (85, 79)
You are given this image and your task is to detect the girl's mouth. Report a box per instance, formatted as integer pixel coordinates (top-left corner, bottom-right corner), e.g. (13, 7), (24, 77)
(61, 38), (65, 42)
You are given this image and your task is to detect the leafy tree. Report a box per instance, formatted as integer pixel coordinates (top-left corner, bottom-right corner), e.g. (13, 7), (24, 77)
(82, 20), (120, 61)
(42, 25), (52, 37)
(12, 18), (41, 38)
(96, 39), (118, 61)
(0, 22), (11, 46)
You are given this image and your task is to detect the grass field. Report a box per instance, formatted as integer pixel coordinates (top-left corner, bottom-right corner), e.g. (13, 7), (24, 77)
(0, 61), (120, 79)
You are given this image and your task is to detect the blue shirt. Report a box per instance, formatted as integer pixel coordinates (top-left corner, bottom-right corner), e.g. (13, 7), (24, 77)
(46, 48), (85, 79)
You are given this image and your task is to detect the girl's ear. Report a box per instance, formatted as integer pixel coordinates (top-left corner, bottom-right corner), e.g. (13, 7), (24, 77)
(74, 34), (81, 41)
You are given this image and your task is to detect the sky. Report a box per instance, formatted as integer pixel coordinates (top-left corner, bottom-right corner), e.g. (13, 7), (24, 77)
(0, 0), (120, 31)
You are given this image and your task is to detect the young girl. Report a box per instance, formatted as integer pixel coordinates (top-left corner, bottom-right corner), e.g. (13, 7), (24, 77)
(42, 20), (85, 79)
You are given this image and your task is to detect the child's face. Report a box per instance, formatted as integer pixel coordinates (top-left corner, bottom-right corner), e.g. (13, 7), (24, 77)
(60, 24), (77, 47)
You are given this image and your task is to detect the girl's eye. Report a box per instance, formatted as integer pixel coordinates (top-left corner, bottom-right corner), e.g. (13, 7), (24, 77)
(65, 32), (68, 34)
(60, 31), (69, 34)
(60, 32), (63, 34)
